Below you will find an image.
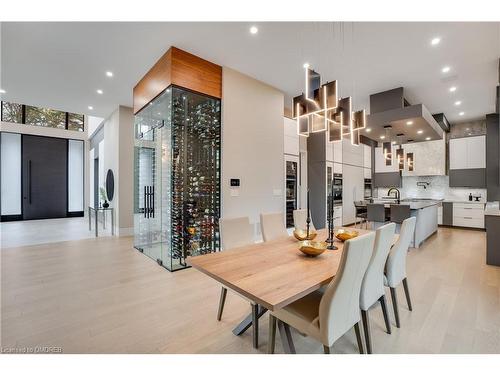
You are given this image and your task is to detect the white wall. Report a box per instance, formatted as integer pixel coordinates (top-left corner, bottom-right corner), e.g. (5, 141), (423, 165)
(221, 67), (285, 237)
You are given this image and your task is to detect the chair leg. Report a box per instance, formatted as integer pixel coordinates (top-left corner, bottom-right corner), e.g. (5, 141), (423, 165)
(379, 295), (392, 334)
(251, 304), (259, 349)
(361, 310), (372, 354)
(390, 287), (401, 328)
(217, 287), (227, 321)
(267, 315), (276, 354)
(354, 322), (364, 354)
(323, 345), (330, 354)
(402, 278), (413, 311)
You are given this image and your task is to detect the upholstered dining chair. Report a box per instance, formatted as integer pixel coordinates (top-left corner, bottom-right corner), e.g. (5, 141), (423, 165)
(217, 216), (254, 321)
(260, 212), (288, 242)
(267, 232), (376, 354)
(293, 209), (316, 231)
(359, 222), (396, 354)
(384, 216), (416, 328)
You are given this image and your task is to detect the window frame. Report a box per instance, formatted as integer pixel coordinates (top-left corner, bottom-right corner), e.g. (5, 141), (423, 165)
(1, 101), (84, 132)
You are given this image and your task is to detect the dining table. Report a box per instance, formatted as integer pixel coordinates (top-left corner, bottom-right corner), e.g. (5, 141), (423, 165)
(188, 226), (387, 351)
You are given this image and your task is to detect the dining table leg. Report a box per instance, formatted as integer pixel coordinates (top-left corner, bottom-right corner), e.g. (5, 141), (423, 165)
(277, 320), (296, 354)
(232, 304), (267, 348)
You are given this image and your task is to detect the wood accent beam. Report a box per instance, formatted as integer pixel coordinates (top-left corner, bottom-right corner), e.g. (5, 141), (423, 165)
(133, 47), (222, 114)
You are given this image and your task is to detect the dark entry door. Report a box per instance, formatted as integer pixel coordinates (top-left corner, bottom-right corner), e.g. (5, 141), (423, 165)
(22, 135), (68, 220)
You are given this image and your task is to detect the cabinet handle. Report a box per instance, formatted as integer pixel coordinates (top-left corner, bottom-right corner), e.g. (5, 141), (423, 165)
(464, 216), (473, 219)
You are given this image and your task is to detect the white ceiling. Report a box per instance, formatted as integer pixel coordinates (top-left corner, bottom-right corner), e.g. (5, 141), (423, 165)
(1, 22), (499, 124)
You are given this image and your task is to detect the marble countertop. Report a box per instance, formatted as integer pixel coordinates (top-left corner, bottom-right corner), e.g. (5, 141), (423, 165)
(364, 199), (440, 210)
(485, 202), (500, 216)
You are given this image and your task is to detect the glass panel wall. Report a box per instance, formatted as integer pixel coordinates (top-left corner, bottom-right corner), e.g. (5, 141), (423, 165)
(134, 86), (221, 271)
(25, 105), (66, 129)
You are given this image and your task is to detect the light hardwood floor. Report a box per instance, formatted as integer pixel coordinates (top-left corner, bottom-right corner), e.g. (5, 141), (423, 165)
(1, 227), (499, 354)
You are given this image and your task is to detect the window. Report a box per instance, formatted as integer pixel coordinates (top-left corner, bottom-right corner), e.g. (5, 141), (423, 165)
(1, 101), (84, 131)
(25, 105), (66, 129)
(1, 101), (23, 123)
(68, 113), (84, 132)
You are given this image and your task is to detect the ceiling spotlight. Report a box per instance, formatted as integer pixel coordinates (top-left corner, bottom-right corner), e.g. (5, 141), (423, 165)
(417, 130), (423, 134)
(88, 106), (93, 110)
(365, 128), (372, 132)
(441, 66), (450, 73)
(97, 89), (103, 95)
(250, 26), (258, 35)
(449, 86), (457, 92)
(426, 137), (431, 141)
(431, 37), (441, 46)
(392, 141), (397, 145)
(454, 100), (462, 106)
(0, 88), (5, 94)
(380, 135), (386, 139)
(303, 63), (310, 69)
(459, 111), (465, 116)
(406, 121), (413, 125)
(106, 71), (113, 77)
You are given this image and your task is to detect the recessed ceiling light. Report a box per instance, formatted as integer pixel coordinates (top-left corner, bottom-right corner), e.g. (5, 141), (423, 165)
(441, 66), (450, 73)
(459, 111), (465, 116)
(106, 71), (113, 77)
(431, 37), (441, 46)
(426, 137), (431, 141)
(365, 128), (372, 132)
(454, 100), (462, 106)
(449, 86), (457, 92)
(0, 88), (5, 94)
(392, 141), (397, 145)
(88, 106), (93, 110)
(380, 135), (385, 139)
(417, 130), (423, 134)
(303, 63), (310, 69)
(406, 121), (413, 125)
(466, 127), (470, 131)
(250, 26), (258, 35)
(97, 89), (103, 95)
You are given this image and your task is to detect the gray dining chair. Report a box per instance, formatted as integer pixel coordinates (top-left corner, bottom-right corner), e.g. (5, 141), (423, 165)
(260, 212), (288, 242)
(354, 201), (368, 229)
(267, 232), (376, 354)
(367, 203), (387, 229)
(217, 216), (254, 321)
(359, 222), (396, 353)
(385, 216), (416, 328)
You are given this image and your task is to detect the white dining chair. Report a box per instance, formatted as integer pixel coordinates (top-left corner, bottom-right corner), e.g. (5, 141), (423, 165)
(359, 222), (396, 354)
(260, 212), (288, 242)
(293, 209), (316, 231)
(267, 232), (376, 354)
(217, 216), (254, 321)
(385, 216), (416, 328)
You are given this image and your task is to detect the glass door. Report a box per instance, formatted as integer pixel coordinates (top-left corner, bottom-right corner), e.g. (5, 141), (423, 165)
(285, 156), (299, 228)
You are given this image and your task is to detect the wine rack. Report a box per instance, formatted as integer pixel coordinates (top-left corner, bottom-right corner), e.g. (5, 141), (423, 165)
(134, 86), (221, 271)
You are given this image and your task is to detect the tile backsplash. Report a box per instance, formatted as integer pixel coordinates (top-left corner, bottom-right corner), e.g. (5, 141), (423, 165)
(375, 175), (487, 202)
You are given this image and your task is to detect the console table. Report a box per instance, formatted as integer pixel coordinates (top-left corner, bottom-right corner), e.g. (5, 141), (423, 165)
(88, 206), (114, 237)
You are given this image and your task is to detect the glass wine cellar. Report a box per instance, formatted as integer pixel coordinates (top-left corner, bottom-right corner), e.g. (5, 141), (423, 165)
(133, 86), (221, 271)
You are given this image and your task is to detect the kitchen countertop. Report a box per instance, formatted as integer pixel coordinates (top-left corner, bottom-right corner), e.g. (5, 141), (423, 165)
(363, 199), (440, 210)
(485, 202), (500, 216)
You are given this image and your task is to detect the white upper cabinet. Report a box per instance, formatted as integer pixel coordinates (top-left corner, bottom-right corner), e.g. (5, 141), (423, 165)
(284, 117), (299, 156)
(375, 146), (399, 173)
(342, 138), (363, 167)
(333, 140), (342, 164)
(449, 135), (485, 170)
(402, 138), (446, 176)
(363, 144), (371, 169)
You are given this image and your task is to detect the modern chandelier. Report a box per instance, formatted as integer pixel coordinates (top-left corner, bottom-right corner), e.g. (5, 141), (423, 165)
(292, 65), (366, 146)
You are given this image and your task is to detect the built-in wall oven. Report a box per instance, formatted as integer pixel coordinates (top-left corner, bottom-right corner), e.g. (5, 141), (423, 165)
(364, 178), (372, 199)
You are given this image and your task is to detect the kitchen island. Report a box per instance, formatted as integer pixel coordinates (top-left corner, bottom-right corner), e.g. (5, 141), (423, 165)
(358, 199), (439, 248)
(485, 202), (500, 266)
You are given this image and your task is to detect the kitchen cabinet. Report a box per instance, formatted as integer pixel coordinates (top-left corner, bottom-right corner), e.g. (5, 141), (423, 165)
(449, 135), (486, 170)
(401, 138), (446, 176)
(342, 164), (364, 225)
(284, 117), (299, 156)
(333, 140), (342, 164)
(363, 144), (372, 169)
(363, 168), (371, 179)
(452, 202), (485, 229)
(375, 146), (399, 173)
(342, 138), (363, 167)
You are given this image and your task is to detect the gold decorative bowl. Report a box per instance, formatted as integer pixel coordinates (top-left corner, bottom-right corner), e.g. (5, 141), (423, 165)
(335, 229), (359, 242)
(299, 240), (327, 257)
(293, 229), (317, 241)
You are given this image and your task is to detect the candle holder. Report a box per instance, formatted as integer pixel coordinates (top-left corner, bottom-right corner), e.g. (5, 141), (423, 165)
(326, 180), (337, 250)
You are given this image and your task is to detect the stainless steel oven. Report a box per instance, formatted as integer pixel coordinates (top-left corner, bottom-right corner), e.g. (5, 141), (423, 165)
(364, 178), (372, 199)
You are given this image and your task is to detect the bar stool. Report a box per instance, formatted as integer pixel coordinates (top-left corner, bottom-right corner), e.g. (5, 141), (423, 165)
(367, 204), (388, 230)
(390, 204), (411, 233)
(354, 201), (368, 229)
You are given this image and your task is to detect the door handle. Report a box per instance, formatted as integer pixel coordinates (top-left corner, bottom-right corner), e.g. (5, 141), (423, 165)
(28, 160), (32, 204)
(144, 186), (147, 218)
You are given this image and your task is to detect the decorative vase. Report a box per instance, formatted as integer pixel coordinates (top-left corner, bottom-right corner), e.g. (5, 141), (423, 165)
(103, 201), (109, 208)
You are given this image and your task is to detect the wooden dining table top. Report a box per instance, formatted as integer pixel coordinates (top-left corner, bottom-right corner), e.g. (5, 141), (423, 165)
(188, 227), (375, 312)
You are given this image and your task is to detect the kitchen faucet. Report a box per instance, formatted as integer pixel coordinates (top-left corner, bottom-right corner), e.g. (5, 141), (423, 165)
(387, 187), (401, 204)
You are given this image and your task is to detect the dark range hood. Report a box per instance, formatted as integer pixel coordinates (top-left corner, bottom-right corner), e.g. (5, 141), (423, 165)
(365, 87), (445, 143)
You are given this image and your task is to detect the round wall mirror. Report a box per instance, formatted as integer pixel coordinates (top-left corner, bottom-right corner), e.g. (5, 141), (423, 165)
(106, 169), (115, 201)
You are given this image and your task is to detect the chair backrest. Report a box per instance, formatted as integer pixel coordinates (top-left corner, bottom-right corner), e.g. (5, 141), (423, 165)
(385, 216), (416, 288)
(219, 216), (254, 250)
(359, 223), (396, 310)
(293, 209), (316, 231)
(367, 203), (386, 222)
(260, 212), (288, 242)
(390, 204), (411, 224)
(318, 232), (376, 346)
